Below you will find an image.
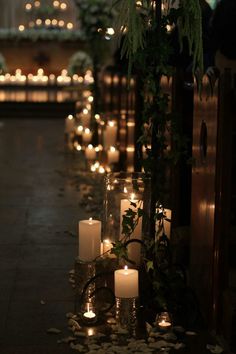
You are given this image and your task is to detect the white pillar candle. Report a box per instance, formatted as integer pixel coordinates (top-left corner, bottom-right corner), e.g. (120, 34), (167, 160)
(127, 121), (135, 145)
(107, 146), (120, 164)
(80, 108), (91, 127)
(103, 121), (118, 149)
(65, 114), (75, 133)
(120, 193), (143, 264)
(102, 239), (113, 254)
(115, 266), (139, 298)
(126, 146), (135, 164)
(78, 218), (101, 261)
(156, 208), (172, 239)
(85, 144), (96, 160)
(120, 193), (143, 238)
(76, 125), (83, 136)
(82, 128), (92, 143)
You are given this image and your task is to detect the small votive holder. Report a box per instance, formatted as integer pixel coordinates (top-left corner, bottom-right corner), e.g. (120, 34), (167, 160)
(156, 311), (172, 331)
(115, 297), (138, 334)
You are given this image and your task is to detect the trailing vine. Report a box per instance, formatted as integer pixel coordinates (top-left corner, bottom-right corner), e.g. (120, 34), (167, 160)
(111, 0), (203, 322)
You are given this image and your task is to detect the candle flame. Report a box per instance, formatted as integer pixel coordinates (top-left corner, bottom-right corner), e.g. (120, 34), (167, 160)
(124, 265), (128, 270)
(110, 146), (116, 152)
(123, 187), (128, 193)
(67, 114), (73, 120)
(89, 217), (93, 224)
(108, 121), (115, 127)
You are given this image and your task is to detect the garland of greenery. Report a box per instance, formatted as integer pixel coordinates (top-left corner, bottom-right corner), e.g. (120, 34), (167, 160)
(111, 0), (204, 323)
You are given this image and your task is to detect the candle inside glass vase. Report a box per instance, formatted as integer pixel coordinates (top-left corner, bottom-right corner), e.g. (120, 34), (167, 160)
(83, 303), (97, 324)
(156, 311), (172, 331)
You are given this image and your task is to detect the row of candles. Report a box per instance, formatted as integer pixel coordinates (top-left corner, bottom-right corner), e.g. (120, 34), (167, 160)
(65, 111), (136, 171)
(25, 0), (68, 11)
(0, 69), (94, 86)
(78, 216), (171, 329)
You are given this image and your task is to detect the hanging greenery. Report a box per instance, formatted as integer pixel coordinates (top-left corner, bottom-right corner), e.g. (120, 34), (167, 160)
(111, 0), (204, 323)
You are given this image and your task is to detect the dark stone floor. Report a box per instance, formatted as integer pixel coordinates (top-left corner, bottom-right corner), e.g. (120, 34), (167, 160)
(0, 119), (228, 354)
(0, 119), (90, 353)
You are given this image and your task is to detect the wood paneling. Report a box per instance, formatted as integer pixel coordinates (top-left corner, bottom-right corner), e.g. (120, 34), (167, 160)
(190, 75), (219, 327)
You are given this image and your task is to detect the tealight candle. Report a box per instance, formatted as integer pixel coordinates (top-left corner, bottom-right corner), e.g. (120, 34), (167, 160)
(78, 218), (101, 261)
(115, 266), (139, 298)
(156, 312), (172, 330)
(107, 146), (120, 164)
(83, 304), (96, 319)
(82, 303), (97, 324)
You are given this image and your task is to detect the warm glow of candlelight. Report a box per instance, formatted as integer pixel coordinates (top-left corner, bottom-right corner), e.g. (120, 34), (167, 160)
(108, 121), (115, 127)
(98, 166), (105, 174)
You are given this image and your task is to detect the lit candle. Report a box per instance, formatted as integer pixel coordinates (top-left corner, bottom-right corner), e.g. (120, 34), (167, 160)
(80, 108), (91, 127)
(156, 312), (172, 330)
(76, 125), (83, 136)
(78, 218), (101, 261)
(65, 114), (75, 133)
(126, 146), (135, 164)
(127, 121), (135, 145)
(103, 121), (117, 149)
(85, 144), (96, 160)
(114, 266), (139, 298)
(82, 128), (92, 143)
(120, 193), (143, 264)
(83, 303), (96, 319)
(102, 239), (113, 254)
(107, 146), (120, 164)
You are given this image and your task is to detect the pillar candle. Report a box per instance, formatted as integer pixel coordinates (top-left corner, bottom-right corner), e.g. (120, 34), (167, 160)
(65, 114), (75, 133)
(85, 144), (96, 160)
(82, 128), (92, 143)
(107, 146), (120, 164)
(126, 146), (135, 164)
(80, 108), (91, 127)
(127, 121), (135, 145)
(115, 266), (139, 298)
(78, 218), (101, 261)
(103, 121), (117, 148)
(120, 193), (143, 264)
(102, 239), (113, 254)
(120, 194), (143, 238)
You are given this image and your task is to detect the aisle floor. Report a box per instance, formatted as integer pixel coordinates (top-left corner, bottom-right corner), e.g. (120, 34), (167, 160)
(0, 119), (89, 353)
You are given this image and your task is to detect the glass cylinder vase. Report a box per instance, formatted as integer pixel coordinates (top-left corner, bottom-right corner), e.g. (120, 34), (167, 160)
(103, 172), (151, 266)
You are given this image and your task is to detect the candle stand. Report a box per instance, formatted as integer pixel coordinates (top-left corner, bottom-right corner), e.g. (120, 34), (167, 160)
(103, 172), (151, 262)
(74, 258), (96, 313)
(115, 297), (138, 334)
